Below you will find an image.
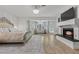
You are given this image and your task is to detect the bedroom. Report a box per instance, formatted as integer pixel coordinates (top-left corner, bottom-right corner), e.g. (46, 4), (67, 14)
(0, 5), (78, 54)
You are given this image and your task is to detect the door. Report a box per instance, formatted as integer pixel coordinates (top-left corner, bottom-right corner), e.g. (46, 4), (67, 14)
(35, 20), (48, 34)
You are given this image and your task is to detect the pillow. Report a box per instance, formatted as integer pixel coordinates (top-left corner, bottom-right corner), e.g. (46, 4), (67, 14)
(0, 28), (9, 32)
(0, 28), (3, 32)
(2, 28), (9, 32)
(9, 28), (18, 32)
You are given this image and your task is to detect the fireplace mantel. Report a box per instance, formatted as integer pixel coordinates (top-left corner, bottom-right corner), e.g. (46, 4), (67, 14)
(56, 6), (79, 49)
(57, 18), (79, 27)
(56, 19), (79, 49)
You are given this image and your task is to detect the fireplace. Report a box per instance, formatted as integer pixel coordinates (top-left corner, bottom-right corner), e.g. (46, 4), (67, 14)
(63, 28), (74, 39)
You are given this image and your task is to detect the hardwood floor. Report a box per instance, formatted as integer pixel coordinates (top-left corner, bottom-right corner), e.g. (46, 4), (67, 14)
(43, 34), (79, 54)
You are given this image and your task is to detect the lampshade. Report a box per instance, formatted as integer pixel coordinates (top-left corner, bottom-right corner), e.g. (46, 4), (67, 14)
(33, 9), (39, 14)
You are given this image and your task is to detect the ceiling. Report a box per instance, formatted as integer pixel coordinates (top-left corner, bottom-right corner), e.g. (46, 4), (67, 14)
(0, 5), (74, 18)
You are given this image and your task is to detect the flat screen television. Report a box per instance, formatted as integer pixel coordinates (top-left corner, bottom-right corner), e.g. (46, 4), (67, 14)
(61, 7), (75, 21)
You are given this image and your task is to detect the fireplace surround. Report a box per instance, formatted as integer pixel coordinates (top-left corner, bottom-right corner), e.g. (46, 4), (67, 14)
(63, 28), (74, 39)
(56, 6), (79, 49)
(56, 26), (79, 49)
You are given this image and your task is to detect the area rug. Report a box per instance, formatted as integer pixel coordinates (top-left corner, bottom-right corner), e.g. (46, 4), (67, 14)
(0, 35), (45, 54)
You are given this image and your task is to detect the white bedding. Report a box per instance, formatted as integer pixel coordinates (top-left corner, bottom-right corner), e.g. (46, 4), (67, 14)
(0, 27), (26, 42)
(0, 32), (25, 42)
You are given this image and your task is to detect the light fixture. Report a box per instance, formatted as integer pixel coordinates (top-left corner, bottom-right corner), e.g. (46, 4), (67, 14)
(33, 9), (39, 14)
(32, 5), (46, 14)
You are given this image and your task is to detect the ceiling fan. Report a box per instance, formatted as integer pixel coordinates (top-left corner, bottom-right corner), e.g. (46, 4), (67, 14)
(32, 5), (46, 14)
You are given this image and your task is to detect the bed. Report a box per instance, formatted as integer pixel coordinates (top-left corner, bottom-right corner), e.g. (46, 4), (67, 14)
(0, 17), (26, 43)
(0, 32), (25, 43)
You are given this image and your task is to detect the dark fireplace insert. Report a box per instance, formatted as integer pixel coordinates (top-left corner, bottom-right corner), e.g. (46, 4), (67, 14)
(63, 28), (74, 39)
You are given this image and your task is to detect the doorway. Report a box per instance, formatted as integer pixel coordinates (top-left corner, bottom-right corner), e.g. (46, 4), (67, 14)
(29, 20), (48, 34)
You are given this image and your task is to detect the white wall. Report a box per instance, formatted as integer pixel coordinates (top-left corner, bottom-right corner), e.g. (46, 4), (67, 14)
(14, 18), (28, 32)
(0, 6), (60, 33)
(0, 8), (58, 33)
(0, 8), (28, 32)
(48, 20), (57, 33)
